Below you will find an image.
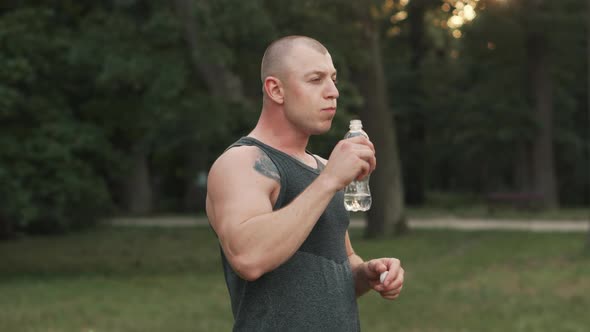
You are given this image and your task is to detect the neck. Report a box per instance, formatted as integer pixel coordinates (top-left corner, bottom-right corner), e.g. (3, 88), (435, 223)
(249, 106), (310, 157)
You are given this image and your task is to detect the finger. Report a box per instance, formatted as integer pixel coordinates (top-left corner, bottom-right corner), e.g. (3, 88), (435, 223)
(346, 136), (376, 155)
(376, 278), (403, 292)
(356, 161), (371, 181)
(352, 147), (376, 173)
(384, 258), (401, 270)
(346, 135), (370, 146)
(366, 139), (375, 153)
(381, 290), (401, 298)
(353, 149), (375, 163)
(383, 258), (401, 276)
(381, 292), (401, 300)
(384, 276), (404, 292)
(383, 266), (403, 287)
(379, 287), (403, 296)
(359, 136), (375, 153)
(393, 269), (404, 289)
(381, 284), (403, 297)
(369, 280), (383, 291)
(367, 260), (388, 275)
(349, 143), (374, 154)
(379, 259), (399, 284)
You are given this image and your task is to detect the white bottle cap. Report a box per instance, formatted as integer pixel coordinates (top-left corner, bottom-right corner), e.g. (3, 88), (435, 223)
(349, 119), (362, 129)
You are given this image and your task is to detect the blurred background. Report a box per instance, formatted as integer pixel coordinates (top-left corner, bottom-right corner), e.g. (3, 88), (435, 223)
(0, 0), (588, 331)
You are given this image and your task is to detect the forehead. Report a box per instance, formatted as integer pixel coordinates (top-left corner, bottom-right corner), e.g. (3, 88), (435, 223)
(285, 44), (336, 76)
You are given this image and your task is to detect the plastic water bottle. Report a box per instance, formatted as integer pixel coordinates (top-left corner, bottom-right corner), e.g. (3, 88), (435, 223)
(343, 119), (372, 212)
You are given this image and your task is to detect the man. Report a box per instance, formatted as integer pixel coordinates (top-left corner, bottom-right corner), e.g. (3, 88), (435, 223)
(206, 35), (404, 331)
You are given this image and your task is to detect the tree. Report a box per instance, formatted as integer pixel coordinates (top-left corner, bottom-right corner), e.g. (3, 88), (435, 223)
(416, 0), (586, 206)
(355, 1), (408, 237)
(525, 0), (559, 208)
(402, 0), (441, 205)
(173, 0), (233, 212)
(2, 0), (587, 237)
(0, 6), (114, 233)
(69, 3), (182, 215)
(172, 0), (266, 212)
(360, 25), (408, 237)
(586, 0), (590, 251)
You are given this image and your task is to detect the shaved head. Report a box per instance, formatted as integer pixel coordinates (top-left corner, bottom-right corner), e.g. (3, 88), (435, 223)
(261, 36), (328, 83)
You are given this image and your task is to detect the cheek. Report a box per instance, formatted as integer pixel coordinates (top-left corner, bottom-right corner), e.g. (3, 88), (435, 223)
(284, 83), (319, 111)
(299, 86), (320, 105)
(290, 84), (308, 99)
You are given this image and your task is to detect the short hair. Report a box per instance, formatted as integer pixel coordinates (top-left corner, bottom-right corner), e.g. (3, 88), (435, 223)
(260, 36), (328, 83)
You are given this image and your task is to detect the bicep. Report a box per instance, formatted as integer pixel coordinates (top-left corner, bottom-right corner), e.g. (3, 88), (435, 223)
(207, 148), (279, 240)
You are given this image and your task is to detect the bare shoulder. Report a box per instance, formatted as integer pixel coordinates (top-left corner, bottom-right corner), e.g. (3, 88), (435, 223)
(209, 145), (280, 183)
(206, 145), (281, 233)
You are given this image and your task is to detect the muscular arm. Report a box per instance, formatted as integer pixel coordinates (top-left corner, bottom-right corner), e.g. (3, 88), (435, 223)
(207, 136), (375, 282)
(207, 146), (341, 281)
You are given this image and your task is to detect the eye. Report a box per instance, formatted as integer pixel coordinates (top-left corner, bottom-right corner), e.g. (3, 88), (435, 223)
(310, 77), (321, 83)
(332, 79), (338, 85)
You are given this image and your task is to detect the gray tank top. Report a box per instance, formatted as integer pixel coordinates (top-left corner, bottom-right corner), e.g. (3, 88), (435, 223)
(219, 136), (360, 331)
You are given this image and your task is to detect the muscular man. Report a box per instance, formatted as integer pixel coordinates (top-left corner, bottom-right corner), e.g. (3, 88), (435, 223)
(206, 35), (404, 331)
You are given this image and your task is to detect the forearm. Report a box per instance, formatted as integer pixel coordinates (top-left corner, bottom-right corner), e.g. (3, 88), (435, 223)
(348, 253), (370, 297)
(224, 173), (339, 280)
(349, 253), (370, 297)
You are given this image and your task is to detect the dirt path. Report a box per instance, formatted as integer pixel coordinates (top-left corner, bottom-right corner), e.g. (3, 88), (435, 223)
(108, 216), (589, 233)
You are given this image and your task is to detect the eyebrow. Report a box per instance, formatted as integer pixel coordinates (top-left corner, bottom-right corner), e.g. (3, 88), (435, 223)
(304, 70), (337, 78)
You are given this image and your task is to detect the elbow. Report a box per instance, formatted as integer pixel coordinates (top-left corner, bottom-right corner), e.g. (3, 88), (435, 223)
(230, 254), (265, 282)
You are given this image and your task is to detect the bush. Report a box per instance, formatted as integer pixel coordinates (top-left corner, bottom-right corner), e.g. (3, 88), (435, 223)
(0, 8), (114, 234)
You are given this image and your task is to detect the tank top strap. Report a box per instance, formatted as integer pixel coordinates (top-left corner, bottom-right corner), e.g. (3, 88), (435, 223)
(226, 137), (287, 210)
(310, 154), (325, 172)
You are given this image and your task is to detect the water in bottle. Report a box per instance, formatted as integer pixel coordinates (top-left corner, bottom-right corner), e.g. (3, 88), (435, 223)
(343, 119), (372, 212)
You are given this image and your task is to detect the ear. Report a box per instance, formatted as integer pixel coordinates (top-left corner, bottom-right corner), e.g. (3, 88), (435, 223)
(263, 76), (284, 104)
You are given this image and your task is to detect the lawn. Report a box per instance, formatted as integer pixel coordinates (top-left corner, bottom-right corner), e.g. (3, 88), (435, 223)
(1, 226), (589, 332)
(405, 206), (590, 221)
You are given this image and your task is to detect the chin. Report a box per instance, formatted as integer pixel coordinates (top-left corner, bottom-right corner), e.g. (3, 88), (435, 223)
(309, 122), (332, 135)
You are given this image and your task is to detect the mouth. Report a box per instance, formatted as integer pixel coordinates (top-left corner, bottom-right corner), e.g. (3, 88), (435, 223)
(321, 107), (336, 113)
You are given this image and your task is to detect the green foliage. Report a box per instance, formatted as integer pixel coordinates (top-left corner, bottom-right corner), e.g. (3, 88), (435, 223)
(0, 7), (114, 232)
(0, 0), (587, 233)
(387, 0), (588, 197)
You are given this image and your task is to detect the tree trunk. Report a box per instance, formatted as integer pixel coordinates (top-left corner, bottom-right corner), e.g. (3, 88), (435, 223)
(404, 0), (427, 205)
(526, 30), (559, 208)
(124, 147), (153, 215)
(586, 0), (590, 251)
(513, 142), (532, 192)
(358, 23), (407, 238)
(172, 0), (246, 102)
(173, 0), (248, 211)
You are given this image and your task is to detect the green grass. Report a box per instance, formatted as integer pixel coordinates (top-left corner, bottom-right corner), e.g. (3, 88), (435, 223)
(403, 191), (590, 221)
(405, 206), (590, 221)
(1, 226), (589, 332)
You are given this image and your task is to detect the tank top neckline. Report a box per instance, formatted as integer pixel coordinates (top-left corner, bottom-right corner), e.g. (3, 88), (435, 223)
(240, 136), (323, 174)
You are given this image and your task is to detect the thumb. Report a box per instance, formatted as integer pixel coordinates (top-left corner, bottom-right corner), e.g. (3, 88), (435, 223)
(367, 260), (387, 276)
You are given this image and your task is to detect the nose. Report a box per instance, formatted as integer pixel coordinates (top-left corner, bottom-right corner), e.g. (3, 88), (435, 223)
(325, 80), (339, 99)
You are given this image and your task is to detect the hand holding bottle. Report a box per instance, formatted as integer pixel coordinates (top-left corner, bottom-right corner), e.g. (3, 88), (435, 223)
(343, 120), (372, 211)
(321, 135), (376, 192)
